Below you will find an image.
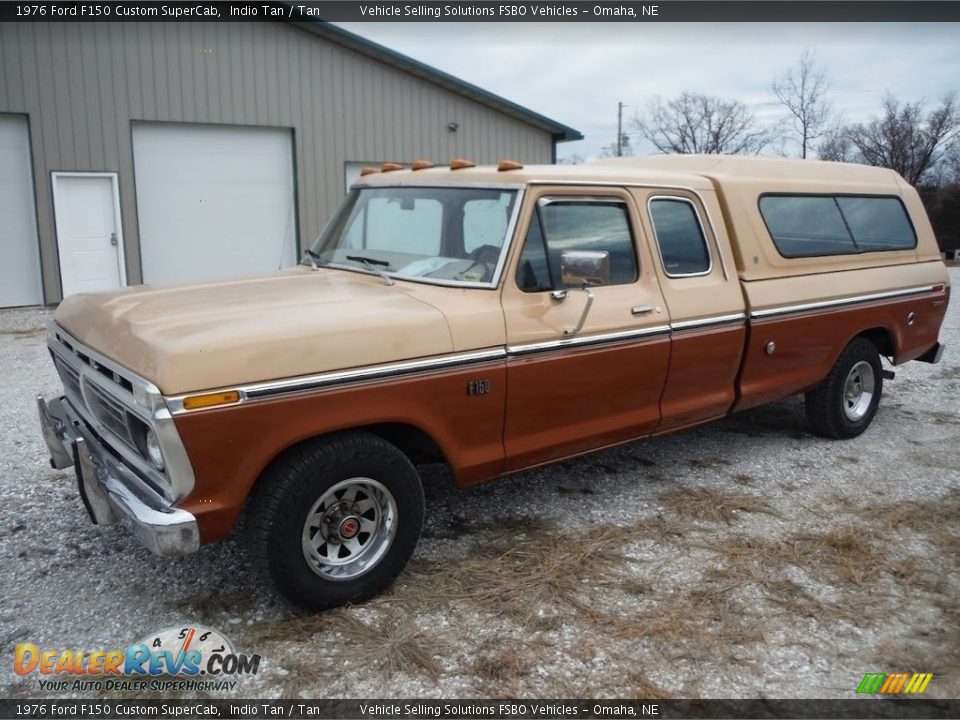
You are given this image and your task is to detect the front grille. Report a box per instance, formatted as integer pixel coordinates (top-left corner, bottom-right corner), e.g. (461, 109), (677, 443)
(84, 381), (135, 448)
(54, 357), (82, 402)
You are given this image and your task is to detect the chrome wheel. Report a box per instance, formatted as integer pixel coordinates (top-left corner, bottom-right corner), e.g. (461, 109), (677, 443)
(842, 360), (876, 422)
(301, 477), (397, 581)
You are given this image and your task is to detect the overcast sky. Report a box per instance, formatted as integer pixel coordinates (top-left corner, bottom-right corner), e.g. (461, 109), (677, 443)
(337, 22), (960, 161)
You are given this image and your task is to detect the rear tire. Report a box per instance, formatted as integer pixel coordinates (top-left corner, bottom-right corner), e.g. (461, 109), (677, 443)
(250, 432), (424, 610)
(805, 337), (883, 439)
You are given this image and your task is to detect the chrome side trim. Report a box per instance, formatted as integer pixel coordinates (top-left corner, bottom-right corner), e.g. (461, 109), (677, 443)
(670, 313), (747, 332)
(164, 285), (935, 411)
(750, 285), (936, 320)
(166, 327), (674, 413)
(166, 347), (508, 413)
(507, 325), (671, 356)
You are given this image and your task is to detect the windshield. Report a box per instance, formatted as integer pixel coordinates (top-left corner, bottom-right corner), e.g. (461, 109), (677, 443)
(307, 186), (519, 287)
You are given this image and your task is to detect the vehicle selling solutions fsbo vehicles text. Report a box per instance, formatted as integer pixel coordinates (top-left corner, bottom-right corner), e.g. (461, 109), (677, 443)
(350, 5), (659, 18)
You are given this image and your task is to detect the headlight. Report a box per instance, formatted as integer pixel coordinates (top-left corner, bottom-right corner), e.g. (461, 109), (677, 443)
(145, 429), (165, 471)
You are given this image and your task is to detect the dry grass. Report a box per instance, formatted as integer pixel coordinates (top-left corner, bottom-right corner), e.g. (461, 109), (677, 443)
(699, 525), (890, 588)
(659, 486), (781, 525)
(470, 638), (540, 696)
(609, 587), (765, 661)
(247, 489), (958, 696)
(252, 609), (444, 682)
(625, 671), (676, 699)
(414, 523), (640, 621)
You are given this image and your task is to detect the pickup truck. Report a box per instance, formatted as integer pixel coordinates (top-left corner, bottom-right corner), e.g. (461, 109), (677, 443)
(38, 155), (949, 609)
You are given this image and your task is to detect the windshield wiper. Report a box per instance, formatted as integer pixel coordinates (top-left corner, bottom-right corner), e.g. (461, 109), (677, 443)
(303, 248), (321, 271)
(346, 255), (394, 286)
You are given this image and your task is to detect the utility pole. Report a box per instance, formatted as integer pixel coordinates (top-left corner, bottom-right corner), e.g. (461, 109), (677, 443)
(616, 102), (624, 157)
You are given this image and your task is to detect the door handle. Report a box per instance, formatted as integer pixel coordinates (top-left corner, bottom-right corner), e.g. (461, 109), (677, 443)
(631, 304), (656, 316)
(109, 232), (118, 247)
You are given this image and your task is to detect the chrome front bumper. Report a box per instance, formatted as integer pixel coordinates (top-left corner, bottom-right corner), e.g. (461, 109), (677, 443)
(37, 395), (200, 556)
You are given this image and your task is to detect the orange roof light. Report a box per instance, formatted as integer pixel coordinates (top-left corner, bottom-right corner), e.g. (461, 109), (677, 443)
(497, 159), (524, 171)
(449, 158), (476, 170)
(381, 162), (404, 172)
(359, 166), (379, 177)
(411, 160), (435, 171)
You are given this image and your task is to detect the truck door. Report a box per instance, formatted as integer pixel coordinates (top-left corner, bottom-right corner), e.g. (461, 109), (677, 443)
(500, 186), (671, 472)
(633, 188), (747, 432)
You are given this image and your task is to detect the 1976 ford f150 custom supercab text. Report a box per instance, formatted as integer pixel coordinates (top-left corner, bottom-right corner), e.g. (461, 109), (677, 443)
(38, 155), (949, 609)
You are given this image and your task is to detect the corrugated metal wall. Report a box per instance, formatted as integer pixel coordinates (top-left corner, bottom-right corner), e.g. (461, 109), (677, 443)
(0, 22), (555, 303)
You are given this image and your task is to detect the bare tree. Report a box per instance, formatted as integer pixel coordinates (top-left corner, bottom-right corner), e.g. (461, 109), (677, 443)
(844, 94), (959, 185)
(772, 50), (833, 159)
(557, 153), (585, 165)
(817, 127), (856, 163)
(633, 92), (775, 155)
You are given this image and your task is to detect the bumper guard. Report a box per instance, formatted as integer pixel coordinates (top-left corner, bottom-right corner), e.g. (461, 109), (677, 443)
(37, 395), (199, 556)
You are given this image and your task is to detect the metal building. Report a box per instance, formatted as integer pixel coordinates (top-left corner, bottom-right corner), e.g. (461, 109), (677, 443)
(0, 21), (581, 307)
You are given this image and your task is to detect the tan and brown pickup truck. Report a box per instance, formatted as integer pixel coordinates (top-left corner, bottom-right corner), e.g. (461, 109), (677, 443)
(38, 155), (949, 609)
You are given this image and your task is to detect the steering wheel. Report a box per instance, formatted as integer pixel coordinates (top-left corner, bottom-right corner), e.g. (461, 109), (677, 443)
(469, 244), (502, 265)
(455, 244), (501, 283)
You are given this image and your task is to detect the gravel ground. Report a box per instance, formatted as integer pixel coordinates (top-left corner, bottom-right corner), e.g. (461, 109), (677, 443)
(1, 271), (958, 700)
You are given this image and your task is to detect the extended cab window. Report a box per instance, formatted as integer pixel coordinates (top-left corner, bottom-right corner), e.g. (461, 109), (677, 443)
(759, 195), (916, 257)
(516, 199), (638, 292)
(649, 198), (711, 276)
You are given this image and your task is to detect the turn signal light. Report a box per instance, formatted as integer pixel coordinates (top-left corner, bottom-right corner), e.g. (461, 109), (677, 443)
(381, 162), (404, 172)
(182, 390), (241, 410)
(450, 158), (476, 170)
(411, 160), (435, 170)
(497, 159), (523, 171)
(359, 167), (379, 177)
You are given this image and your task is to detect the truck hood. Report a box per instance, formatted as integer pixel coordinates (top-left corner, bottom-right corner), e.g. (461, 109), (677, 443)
(54, 268), (455, 394)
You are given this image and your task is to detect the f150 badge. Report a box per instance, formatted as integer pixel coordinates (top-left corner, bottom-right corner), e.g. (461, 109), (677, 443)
(467, 379), (491, 396)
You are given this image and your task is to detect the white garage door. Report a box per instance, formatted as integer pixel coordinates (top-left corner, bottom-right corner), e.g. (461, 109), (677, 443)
(133, 123), (297, 285)
(0, 115), (42, 307)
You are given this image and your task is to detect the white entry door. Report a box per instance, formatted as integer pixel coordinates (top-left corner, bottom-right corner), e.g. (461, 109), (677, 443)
(52, 173), (125, 298)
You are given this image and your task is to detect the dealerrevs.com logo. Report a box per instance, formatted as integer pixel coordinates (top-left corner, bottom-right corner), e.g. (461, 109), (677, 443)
(14, 625), (260, 693)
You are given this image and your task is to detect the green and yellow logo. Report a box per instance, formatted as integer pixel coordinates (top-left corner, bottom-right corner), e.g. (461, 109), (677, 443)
(857, 672), (933, 695)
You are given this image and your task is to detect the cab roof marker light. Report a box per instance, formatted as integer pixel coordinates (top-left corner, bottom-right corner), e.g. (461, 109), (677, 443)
(359, 167), (379, 177)
(450, 158), (476, 170)
(411, 160), (435, 171)
(498, 159), (524, 171)
(182, 390), (241, 411)
(381, 162), (404, 172)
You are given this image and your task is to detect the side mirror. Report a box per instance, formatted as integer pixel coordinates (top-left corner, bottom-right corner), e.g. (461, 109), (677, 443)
(553, 250), (610, 337)
(560, 250), (610, 288)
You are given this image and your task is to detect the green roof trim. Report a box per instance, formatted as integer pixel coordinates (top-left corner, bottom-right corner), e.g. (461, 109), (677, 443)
(295, 21), (583, 143)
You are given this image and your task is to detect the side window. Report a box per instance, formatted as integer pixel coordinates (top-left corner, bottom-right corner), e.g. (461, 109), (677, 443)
(834, 197), (916, 251)
(759, 196), (855, 257)
(759, 195), (917, 257)
(649, 198), (711, 276)
(539, 200), (638, 286)
(515, 212), (552, 292)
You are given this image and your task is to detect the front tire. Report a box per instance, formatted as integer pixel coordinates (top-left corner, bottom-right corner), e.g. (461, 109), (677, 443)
(250, 432), (424, 610)
(805, 337), (884, 439)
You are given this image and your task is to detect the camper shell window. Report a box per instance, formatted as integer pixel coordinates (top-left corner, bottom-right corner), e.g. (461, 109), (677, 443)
(759, 194), (917, 258)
